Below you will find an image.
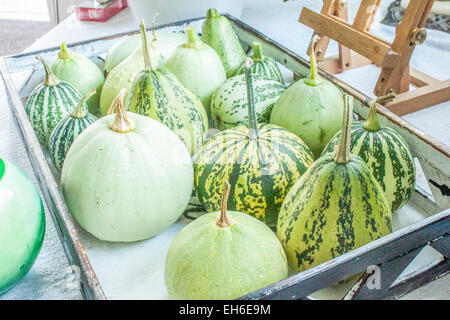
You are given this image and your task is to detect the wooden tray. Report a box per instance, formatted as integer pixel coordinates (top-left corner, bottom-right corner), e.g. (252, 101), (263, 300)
(0, 15), (448, 300)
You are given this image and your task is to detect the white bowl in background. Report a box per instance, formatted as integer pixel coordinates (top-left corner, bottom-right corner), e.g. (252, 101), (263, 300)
(127, 0), (245, 25)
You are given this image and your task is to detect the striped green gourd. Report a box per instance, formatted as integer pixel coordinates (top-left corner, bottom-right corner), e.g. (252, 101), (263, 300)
(49, 89), (98, 172)
(210, 73), (285, 130)
(194, 58), (314, 227)
(321, 93), (416, 211)
(128, 20), (208, 155)
(201, 8), (246, 78)
(270, 35), (344, 158)
(277, 95), (392, 272)
(165, 24), (226, 113)
(51, 42), (105, 114)
(25, 56), (82, 146)
(235, 42), (285, 84)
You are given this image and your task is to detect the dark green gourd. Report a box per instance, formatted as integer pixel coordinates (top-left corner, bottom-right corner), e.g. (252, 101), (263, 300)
(277, 95), (392, 272)
(201, 8), (246, 78)
(49, 89), (98, 172)
(322, 93), (416, 211)
(128, 20), (208, 155)
(235, 42), (285, 84)
(194, 58), (314, 227)
(270, 35), (344, 158)
(26, 56), (82, 146)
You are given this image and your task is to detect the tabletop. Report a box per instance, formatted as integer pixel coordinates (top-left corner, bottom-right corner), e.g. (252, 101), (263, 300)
(1, 0), (449, 300)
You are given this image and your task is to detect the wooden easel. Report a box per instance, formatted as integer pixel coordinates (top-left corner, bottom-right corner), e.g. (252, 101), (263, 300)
(299, 0), (450, 116)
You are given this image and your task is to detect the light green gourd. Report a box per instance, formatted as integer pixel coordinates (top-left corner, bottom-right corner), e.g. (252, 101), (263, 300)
(128, 20), (208, 156)
(61, 90), (193, 242)
(270, 35), (344, 158)
(201, 8), (246, 78)
(165, 182), (288, 300)
(277, 95), (392, 273)
(0, 158), (45, 294)
(165, 24), (226, 113)
(50, 42), (105, 114)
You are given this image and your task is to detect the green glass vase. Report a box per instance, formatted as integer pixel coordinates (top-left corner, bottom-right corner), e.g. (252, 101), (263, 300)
(0, 157), (45, 294)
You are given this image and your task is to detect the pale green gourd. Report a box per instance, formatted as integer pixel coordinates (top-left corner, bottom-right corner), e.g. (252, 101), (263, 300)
(61, 89), (194, 242)
(165, 182), (288, 300)
(270, 35), (344, 158)
(51, 42), (105, 114)
(165, 24), (226, 113)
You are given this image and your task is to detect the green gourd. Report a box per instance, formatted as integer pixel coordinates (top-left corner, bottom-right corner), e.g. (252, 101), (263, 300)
(194, 58), (314, 227)
(277, 95), (392, 272)
(165, 24), (226, 113)
(51, 42), (105, 114)
(201, 8), (246, 78)
(128, 21), (208, 156)
(235, 42), (285, 84)
(270, 35), (344, 158)
(49, 89), (97, 172)
(26, 56), (82, 146)
(0, 158), (45, 294)
(210, 73), (285, 130)
(165, 181), (288, 300)
(61, 89), (193, 242)
(322, 93), (416, 211)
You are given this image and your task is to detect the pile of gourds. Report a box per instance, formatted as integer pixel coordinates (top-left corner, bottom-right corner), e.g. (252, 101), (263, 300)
(14, 8), (416, 299)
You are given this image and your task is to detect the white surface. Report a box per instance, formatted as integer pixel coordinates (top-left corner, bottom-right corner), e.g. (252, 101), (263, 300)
(2, 0), (449, 300)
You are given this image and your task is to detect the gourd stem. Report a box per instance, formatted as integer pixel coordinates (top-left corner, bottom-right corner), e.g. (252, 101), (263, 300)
(363, 91), (397, 132)
(334, 95), (353, 164)
(305, 35), (323, 86)
(109, 89), (136, 133)
(244, 58), (259, 139)
(151, 12), (159, 45)
(251, 42), (265, 62)
(58, 42), (72, 60)
(71, 88), (96, 118)
(36, 55), (60, 86)
(185, 24), (202, 49)
(140, 19), (153, 71)
(207, 8), (220, 19)
(216, 181), (232, 228)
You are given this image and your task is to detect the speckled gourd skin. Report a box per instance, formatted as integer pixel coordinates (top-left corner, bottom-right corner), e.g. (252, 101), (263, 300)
(26, 80), (81, 146)
(322, 122), (416, 211)
(210, 74), (285, 130)
(61, 112), (194, 242)
(164, 210), (288, 300)
(201, 9), (246, 78)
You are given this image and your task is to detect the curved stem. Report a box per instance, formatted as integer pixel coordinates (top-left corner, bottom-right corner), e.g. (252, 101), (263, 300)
(363, 90), (397, 132)
(251, 42), (265, 62)
(140, 19), (154, 71)
(305, 34), (323, 86)
(151, 12), (159, 45)
(108, 89), (136, 133)
(206, 8), (220, 19)
(71, 88), (96, 118)
(334, 94), (353, 164)
(58, 42), (72, 60)
(244, 57), (259, 139)
(185, 24), (202, 49)
(216, 181), (232, 228)
(36, 55), (60, 86)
